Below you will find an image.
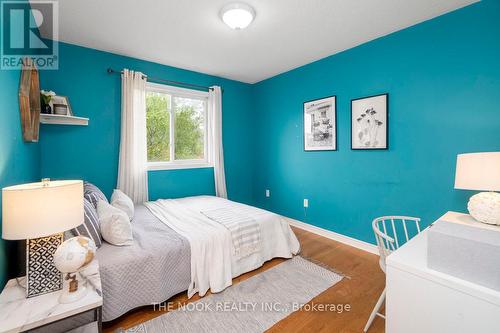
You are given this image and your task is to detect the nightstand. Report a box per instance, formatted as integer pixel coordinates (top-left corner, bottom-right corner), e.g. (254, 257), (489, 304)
(0, 259), (102, 333)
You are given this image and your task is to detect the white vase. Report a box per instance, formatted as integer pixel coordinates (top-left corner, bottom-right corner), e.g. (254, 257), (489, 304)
(467, 192), (500, 225)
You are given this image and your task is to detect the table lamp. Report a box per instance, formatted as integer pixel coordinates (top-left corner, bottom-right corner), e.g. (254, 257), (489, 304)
(2, 179), (84, 297)
(454, 152), (500, 225)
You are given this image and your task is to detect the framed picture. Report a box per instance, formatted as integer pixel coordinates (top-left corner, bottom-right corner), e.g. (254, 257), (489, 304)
(351, 93), (388, 150)
(51, 95), (73, 116)
(304, 95), (337, 151)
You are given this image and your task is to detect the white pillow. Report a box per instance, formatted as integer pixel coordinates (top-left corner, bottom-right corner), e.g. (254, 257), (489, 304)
(111, 189), (134, 220)
(97, 200), (133, 246)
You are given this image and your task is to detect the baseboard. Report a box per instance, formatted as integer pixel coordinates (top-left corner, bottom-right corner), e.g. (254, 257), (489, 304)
(285, 217), (379, 255)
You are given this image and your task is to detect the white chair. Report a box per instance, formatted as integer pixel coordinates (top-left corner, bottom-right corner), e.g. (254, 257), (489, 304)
(363, 216), (421, 332)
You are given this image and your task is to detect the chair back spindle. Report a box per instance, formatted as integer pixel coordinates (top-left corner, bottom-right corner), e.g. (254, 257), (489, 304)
(372, 216), (421, 272)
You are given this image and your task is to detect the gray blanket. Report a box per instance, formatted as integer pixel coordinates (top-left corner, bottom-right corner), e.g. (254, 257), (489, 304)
(96, 205), (191, 321)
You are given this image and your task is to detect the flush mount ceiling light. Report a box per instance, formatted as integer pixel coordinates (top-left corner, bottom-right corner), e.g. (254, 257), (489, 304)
(220, 3), (255, 30)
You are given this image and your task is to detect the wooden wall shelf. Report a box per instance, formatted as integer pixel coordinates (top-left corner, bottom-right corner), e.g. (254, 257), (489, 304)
(40, 114), (89, 126)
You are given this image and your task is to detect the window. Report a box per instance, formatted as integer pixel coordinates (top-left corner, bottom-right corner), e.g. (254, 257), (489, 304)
(146, 82), (211, 170)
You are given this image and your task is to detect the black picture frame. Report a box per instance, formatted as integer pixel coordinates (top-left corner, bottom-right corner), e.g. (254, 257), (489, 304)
(303, 95), (337, 151)
(351, 93), (389, 150)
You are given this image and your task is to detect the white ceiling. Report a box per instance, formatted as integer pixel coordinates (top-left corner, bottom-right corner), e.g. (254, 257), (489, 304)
(36, 0), (477, 84)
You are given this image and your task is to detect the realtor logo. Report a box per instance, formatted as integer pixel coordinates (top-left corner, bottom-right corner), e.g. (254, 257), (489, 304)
(1, 0), (58, 70)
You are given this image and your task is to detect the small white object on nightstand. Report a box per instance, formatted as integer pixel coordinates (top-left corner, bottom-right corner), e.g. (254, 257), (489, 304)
(0, 259), (102, 333)
(54, 236), (97, 304)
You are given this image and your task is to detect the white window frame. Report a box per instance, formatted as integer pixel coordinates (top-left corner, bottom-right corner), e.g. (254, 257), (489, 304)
(146, 82), (212, 171)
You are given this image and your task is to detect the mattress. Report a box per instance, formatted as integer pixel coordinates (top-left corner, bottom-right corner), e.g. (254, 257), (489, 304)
(96, 196), (300, 322)
(176, 196), (300, 278)
(96, 204), (191, 321)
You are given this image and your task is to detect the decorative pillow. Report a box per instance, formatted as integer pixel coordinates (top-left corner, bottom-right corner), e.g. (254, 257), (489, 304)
(111, 189), (134, 221)
(84, 181), (108, 209)
(73, 198), (103, 248)
(97, 200), (133, 246)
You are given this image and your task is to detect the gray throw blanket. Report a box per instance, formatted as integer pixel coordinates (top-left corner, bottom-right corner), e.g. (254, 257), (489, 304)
(202, 205), (261, 259)
(96, 205), (191, 321)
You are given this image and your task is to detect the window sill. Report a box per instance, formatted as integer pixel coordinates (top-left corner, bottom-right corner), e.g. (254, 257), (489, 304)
(147, 162), (213, 171)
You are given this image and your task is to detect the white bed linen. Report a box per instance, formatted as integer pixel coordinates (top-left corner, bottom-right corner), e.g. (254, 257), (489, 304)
(145, 196), (300, 298)
(179, 196), (301, 277)
(145, 199), (233, 298)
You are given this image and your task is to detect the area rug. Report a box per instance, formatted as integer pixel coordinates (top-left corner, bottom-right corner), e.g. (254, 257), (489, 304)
(123, 256), (343, 333)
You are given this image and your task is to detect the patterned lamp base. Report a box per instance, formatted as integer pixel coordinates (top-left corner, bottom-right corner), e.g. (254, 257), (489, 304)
(468, 192), (500, 226)
(26, 233), (63, 297)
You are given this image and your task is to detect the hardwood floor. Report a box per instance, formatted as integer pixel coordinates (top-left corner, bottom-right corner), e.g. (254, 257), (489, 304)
(103, 227), (385, 333)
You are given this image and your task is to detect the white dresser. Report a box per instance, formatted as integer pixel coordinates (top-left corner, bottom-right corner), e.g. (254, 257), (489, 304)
(386, 212), (500, 333)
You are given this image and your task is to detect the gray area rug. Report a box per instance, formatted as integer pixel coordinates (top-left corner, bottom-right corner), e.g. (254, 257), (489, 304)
(124, 256), (343, 333)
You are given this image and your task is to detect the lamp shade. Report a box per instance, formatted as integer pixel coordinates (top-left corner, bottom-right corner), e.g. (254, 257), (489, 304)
(2, 180), (84, 240)
(454, 152), (500, 191)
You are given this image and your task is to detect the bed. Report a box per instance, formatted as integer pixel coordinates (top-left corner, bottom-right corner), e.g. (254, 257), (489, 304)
(96, 195), (300, 321)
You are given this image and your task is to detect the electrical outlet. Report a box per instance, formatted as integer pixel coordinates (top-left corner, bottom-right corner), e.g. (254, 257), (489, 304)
(265, 189), (270, 197)
(303, 199), (309, 208)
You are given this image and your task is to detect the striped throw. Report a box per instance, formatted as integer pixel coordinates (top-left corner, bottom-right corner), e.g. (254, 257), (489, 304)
(73, 198), (103, 248)
(202, 206), (261, 259)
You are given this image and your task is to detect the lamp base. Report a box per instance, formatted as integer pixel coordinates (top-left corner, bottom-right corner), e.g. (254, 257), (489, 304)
(26, 233), (63, 297)
(468, 192), (500, 225)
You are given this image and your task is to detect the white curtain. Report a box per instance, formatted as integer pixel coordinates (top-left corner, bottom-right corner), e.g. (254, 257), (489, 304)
(117, 69), (149, 203)
(209, 86), (227, 198)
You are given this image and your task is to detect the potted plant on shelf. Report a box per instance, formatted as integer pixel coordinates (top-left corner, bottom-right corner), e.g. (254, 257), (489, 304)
(40, 90), (56, 114)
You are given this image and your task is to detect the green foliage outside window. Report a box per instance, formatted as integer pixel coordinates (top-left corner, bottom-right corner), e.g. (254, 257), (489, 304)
(146, 92), (204, 162)
(174, 103), (204, 160)
(146, 93), (170, 161)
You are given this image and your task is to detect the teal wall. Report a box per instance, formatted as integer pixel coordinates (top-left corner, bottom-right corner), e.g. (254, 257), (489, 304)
(252, 0), (500, 244)
(38, 42), (255, 204)
(0, 0), (41, 288)
(148, 168), (215, 201)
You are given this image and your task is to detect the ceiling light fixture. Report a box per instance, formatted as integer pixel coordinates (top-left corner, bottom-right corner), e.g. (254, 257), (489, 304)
(220, 3), (255, 30)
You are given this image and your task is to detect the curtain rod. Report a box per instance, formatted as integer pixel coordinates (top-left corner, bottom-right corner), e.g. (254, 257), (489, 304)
(107, 68), (215, 92)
